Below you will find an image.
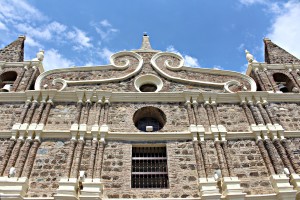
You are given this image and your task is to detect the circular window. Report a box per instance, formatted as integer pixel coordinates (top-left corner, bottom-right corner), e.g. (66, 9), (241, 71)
(134, 74), (163, 92)
(133, 107), (166, 132)
(140, 83), (157, 92)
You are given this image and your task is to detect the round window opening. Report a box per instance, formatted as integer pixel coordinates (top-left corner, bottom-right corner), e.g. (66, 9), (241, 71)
(133, 106), (166, 132)
(139, 83), (157, 92)
(134, 74), (163, 92)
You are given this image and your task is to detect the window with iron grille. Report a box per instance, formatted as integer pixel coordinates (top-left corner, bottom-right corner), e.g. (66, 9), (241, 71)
(131, 146), (169, 188)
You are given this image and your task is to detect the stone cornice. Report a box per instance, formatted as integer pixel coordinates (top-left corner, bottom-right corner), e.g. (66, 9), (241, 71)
(246, 62), (300, 75)
(0, 60), (44, 73)
(1, 90), (300, 104)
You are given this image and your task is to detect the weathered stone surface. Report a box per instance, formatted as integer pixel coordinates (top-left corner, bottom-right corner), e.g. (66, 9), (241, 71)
(264, 38), (300, 64)
(109, 103), (189, 132)
(0, 103), (23, 130)
(227, 140), (274, 195)
(102, 141), (200, 198)
(0, 36), (25, 62)
(26, 140), (69, 197)
(44, 103), (77, 130)
(269, 103), (300, 131)
(217, 104), (250, 132)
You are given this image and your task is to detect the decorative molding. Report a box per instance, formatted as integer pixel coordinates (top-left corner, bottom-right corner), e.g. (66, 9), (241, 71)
(34, 51), (143, 91)
(151, 52), (257, 93)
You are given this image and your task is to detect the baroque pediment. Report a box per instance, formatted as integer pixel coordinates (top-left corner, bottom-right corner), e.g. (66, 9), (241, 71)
(35, 50), (256, 93)
(35, 37), (256, 93)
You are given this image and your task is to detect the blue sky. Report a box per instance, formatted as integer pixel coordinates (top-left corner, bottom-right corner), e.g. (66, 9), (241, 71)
(0, 0), (299, 73)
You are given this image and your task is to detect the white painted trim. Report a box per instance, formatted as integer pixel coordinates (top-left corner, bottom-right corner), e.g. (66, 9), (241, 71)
(34, 51), (144, 91)
(150, 52), (257, 93)
(246, 62), (300, 76)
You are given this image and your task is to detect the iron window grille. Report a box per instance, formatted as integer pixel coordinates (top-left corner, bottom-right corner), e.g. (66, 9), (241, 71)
(131, 146), (169, 188)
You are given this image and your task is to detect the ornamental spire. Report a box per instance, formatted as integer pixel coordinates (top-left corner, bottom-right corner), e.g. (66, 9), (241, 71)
(140, 32), (153, 50)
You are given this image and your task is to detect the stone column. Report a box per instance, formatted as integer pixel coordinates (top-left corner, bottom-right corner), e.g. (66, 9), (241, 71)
(241, 102), (256, 125)
(12, 66), (26, 92)
(25, 66), (38, 90)
(22, 138), (41, 178)
(40, 101), (52, 125)
(0, 139), (16, 176)
(281, 139), (300, 174)
(215, 140), (229, 177)
(263, 103), (278, 125)
(253, 69), (266, 91)
(4, 138), (24, 176)
(65, 139), (77, 178)
(290, 70), (300, 88)
(103, 100), (110, 124)
(192, 102), (200, 125)
(256, 102), (272, 125)
(248, 101), (265, 125)
(24, 100), (38, 124)
(185, 101), (195, 125)
(31, 101), (46, 124)
(93, 142), (105, 179)
(193, 140), (206, 178)
(14, 138), (32, 177)
(70, 139), (85, 178)
(222, 142), (233, 177)
(19, 101), (31, 124)
(204, 103), (216, 126)
(257, 139), (275, 175)
(264, 70), (279, 92)
(264, 139), (284, 174)
(199, 141), (210, 178)
(273, 138), (295, 174)
(87, 139), (98, 179)
(211, 103), (220, 125)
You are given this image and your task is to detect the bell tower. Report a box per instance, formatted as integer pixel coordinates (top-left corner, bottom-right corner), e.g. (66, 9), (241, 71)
(246, 38), (300, 93)
(0, 36), (44, 92)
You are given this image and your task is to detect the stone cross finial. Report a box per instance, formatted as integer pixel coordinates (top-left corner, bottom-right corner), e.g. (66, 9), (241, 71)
(140, 33), (153, 50)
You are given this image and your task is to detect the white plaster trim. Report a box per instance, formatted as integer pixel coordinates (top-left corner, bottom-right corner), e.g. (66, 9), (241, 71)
(34, 51), (143, 91)
(134, 74), (163, 92)
(150, 52), (257, 93)
(0, 60), (44, 73)
(246, 62), (300, 76)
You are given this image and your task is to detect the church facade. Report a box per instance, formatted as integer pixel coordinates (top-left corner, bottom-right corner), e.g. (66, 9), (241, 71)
(0, 34), (300, 200)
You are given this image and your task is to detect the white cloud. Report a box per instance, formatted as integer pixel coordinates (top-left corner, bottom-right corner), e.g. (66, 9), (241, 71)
(99, 48), (113, 64)
(67, 27), (93, 50)
(43, 49), (74, 71)
(91, 20), (118, 41)
(239, 0), (267, 6)
(166, 45), (200, 68)
(25, 36), (42, 48)
(0, 22), (7, 30)
(267, 1), (300, 58)
(0, 0), (45, 22)
(100, 19), (112, 27)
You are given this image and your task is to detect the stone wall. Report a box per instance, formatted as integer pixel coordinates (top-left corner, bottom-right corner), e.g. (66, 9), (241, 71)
(102, 141), (200, 198)
(0, 103), (24, 130)
(228, 140), (274, 195)
(217, 104), (250, 132)
(269, 103), (300, 131)
(108, 103), (189, 132)
(0, 36), (24, 62)
(286, 138), (300, 165)
(26, 139), (69, 197)
(0, 139), (9, 166)
(44, 103), (77, 130)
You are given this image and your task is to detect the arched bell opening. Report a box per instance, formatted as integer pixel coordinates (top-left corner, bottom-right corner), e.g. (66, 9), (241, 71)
(273, 73), (296, 93)
(0, 71), (18, 92)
